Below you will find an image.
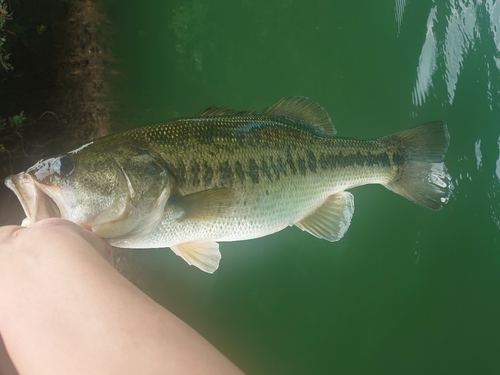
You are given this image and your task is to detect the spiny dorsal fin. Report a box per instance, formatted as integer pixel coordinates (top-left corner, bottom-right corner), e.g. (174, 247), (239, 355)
(186, 97), (336, 136)
(261, 96), (336, 136)
(188, 106), (258, 118)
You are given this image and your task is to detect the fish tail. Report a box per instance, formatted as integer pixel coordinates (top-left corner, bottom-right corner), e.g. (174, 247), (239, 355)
(384, 121), (451, 210)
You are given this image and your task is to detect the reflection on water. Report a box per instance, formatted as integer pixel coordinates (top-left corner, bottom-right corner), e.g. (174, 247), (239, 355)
(405, 0), (500, 234)
(494, 137), (500, 229)
(412, 6), (437, 106)
(407, 0), (500, 107)
(443, 0), (476, 105)
(466, 135), (500, 229)
(394, 0), (409, 35)
(490, 0), (500, 68)
(460, 134), (500, 230)
(496, 135), (500, 180)
(475, 139), (482, 170)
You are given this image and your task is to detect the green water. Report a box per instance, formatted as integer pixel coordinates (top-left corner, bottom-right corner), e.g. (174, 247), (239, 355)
(103, 1), (500, 374)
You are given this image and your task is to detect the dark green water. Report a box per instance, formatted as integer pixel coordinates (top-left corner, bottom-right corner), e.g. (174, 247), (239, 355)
(103, 1), (500, 374)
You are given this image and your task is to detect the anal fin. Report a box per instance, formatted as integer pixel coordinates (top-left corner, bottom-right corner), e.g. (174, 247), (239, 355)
(294, 191), (354, 242)
(171, 241), (221, 273)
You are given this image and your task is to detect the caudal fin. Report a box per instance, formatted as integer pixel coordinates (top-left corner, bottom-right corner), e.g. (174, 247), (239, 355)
(384, 121), (451, 211)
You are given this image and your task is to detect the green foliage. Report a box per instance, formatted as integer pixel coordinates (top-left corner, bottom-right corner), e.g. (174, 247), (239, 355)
(0, 111), (26, 156)
(0, 0), (12, 72)
(9, 111), (25, 129)
(0, 111), (26, 132)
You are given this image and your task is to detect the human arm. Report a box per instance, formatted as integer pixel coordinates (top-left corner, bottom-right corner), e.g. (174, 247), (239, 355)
(0, 218), (244, 375)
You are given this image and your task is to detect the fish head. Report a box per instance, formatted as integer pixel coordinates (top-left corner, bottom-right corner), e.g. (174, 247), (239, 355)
(5, 141), (172, 239)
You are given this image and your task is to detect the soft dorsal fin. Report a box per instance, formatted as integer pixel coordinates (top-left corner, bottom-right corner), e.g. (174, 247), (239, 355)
(261, 96), (336, 136)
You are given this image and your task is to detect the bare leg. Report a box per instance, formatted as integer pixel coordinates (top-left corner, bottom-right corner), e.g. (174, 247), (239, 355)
(0, 218), (244, 375)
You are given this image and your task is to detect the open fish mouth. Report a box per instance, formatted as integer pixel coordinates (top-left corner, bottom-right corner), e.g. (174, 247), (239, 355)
(4, 172), (61, 224)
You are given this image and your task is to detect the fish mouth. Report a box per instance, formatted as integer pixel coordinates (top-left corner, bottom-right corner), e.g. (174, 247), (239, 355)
(4, 172), (61, 224)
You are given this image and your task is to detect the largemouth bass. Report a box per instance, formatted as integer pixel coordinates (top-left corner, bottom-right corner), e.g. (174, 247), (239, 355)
(4, 97), (451, 273)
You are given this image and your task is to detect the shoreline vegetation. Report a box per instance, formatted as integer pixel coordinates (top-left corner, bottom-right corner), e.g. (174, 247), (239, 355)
(0, 0), (145, 282)
(0, 0), (113, 177)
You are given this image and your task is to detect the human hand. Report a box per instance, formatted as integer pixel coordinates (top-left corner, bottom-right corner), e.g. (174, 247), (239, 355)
(0, 217), (113, 264)
(0, 218), (114, 375)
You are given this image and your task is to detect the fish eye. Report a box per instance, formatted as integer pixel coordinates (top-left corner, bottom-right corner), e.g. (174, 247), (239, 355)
(53, 156), (75, 177)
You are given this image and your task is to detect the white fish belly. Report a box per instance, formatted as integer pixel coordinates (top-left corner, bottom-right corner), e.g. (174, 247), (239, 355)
(111, 167), (390, 249)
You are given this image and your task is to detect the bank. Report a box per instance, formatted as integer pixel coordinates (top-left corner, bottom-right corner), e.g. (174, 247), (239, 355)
(0, 0), (112, 179)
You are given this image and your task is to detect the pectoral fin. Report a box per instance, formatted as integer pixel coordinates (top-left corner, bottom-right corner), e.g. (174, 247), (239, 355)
(294, 191), (354, 242)
(171, 188), (237, 221)
(171, 241), (221, 273)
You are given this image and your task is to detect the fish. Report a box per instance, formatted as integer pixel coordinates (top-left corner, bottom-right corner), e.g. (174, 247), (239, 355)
(4, 96), (451, 273)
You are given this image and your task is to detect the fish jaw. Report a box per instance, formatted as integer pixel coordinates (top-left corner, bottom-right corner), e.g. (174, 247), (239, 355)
(4, 172), (61, 225)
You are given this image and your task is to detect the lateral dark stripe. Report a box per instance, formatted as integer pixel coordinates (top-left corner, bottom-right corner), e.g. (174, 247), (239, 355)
(269, 157), (281, 180)
(286, 151), (297, 175)
(393, 151), (405, 166)
(235, 161), (245, 184)
(319, 151), (392, 170)
(166, 160), (186, 186)
(248, 158), (259, 184)
(218, 161), (234, 187)
(319, 153), (337, 170)
(202, 162), (213, 187)
(260, 158), (272, 181)
(297, 156), (307, 175)
(189, 161), (201, 186)
(276, 156), (287, 177)
(306, 150), (317, 173)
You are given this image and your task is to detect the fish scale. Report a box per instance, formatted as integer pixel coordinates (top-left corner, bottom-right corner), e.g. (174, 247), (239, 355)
(124, 116), (398, 191)
(4, 96), (451, 273)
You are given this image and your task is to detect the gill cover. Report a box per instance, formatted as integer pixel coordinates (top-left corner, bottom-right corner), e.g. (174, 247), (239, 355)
(7, 141), (172, 240)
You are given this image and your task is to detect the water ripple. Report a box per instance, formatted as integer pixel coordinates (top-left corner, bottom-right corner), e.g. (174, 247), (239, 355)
(395, 0), (409, 36)
(412, 6), (437, 107)
(443, 0), (477, 104)
(496, 135), (500, 181)
(475, 139), (482, 170)
(401, 0), (500, 107)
